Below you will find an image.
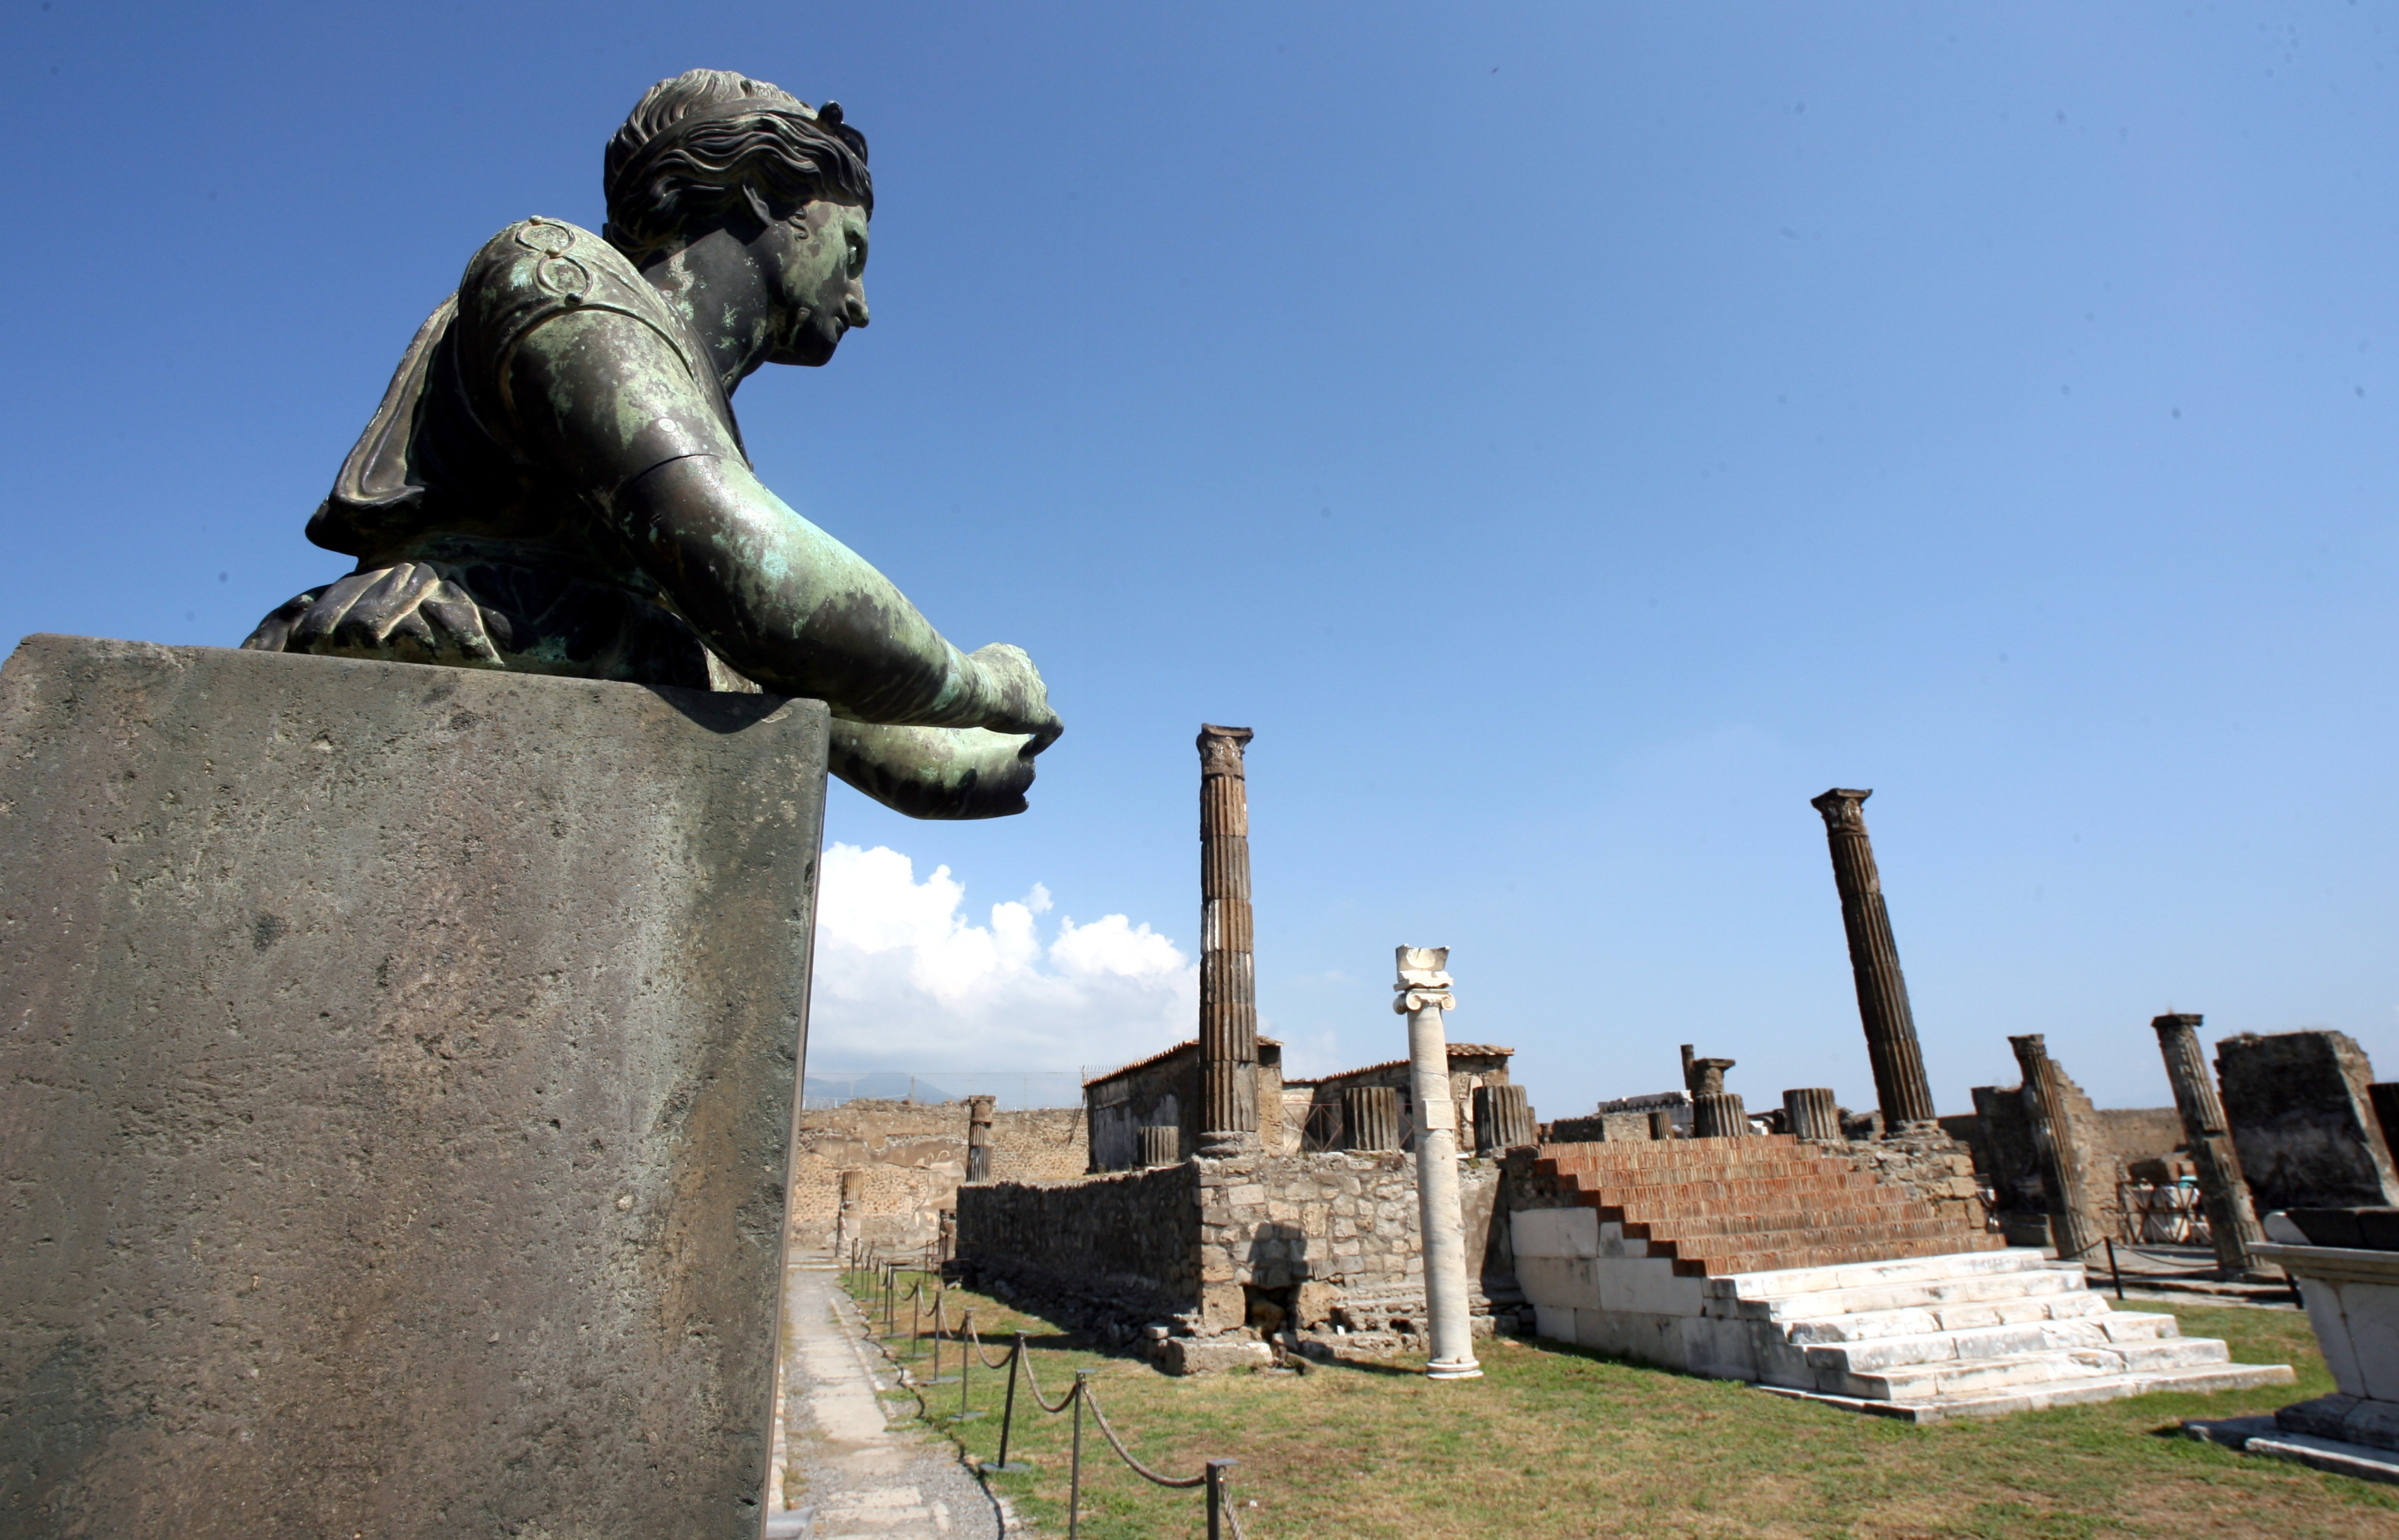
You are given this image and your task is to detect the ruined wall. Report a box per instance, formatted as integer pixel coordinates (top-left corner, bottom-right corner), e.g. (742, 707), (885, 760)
(954, 1164), (1204, 1322)
(789, 1100), (1086, 1253)
(1801, 1129), (1985, 1234)
(1286, 1047), (1517, 1153)
(2218, 1029), (2399, 1210)
(1967, 1080), (2183, 1239)
(1085, 1040), (1290, 1170)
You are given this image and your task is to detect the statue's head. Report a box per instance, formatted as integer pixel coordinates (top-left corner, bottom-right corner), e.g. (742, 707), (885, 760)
(605, 69), (874, 366)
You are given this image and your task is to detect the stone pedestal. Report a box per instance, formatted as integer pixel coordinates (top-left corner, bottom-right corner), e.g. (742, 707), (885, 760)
(0, 637), (826, 1538)
(2252, 1234), (2399, 1462)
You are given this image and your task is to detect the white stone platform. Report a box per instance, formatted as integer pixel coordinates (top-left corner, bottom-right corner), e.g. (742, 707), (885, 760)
(1513, 1209), (2293, 1423)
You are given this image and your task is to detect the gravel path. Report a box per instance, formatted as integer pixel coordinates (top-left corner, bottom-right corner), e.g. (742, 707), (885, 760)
(765, 1263), (1008, 1539)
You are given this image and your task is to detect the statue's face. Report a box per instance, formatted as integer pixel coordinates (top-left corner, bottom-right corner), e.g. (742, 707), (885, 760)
(764, 198), (870, 366)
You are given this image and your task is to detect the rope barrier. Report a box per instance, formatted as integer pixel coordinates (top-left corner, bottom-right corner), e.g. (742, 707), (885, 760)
(838, 1265), (1251, 1535)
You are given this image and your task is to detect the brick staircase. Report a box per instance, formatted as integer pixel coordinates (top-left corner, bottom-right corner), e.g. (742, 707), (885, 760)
(1532, 1134), (2004, 1276)
(1509, 1138), (2295, 1419)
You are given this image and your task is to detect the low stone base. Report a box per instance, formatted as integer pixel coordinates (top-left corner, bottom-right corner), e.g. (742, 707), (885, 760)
(1158, 1338), (1273, 1376)
(2185, 1414), (2399, 1486)
(2275, 1392), (2399, 1453)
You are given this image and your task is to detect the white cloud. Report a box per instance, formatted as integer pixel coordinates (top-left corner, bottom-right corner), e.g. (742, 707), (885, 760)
(809, 843), (1197, 1075)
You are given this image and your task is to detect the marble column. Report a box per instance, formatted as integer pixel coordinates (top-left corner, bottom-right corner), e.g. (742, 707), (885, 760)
(2009, 1034), (2103, 1261)
(2151, 1013), (2268, 1280)
(1197, 725), (1259, 1155)
(965, 1094), (995, 1184)
(1810, 788), (1939, 1129)
(1396, 946), (1480, 1380)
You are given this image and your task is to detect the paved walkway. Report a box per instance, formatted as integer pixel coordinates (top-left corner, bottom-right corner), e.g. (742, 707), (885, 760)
(766, 1262), (1006, 1539)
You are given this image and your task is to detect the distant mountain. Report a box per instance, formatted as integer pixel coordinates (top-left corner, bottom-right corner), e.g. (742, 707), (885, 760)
(802, 1071), (959, 1104)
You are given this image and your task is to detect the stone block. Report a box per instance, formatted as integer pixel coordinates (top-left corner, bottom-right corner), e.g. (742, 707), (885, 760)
(1160, 1337), (1275, 1376)
(1510, 1207), (1599, 1260)
(1201, 1281), (1248, 1334)
(0, 637), (826, 1536)
(1514, 1255), (1599, 1311)
(2218, 1030), (2399, 1210)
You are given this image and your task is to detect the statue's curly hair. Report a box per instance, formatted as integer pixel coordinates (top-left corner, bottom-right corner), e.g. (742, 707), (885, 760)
(603, 68), (872, 263)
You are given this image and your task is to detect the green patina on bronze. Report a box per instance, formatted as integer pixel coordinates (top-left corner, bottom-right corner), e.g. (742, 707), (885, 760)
(246, 69), (1060, 819)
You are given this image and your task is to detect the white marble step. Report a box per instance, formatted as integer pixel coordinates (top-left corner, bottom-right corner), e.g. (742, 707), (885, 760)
(1727, 1263), (2089, 1324)
(1802, 1310), (2179, 1376)
(1760, 1359), (2298, 1424)
(1708, 1248), (2057, 1303)
(1780, 1285), (2112, 1344)
(1832, 1334), (2233, 1401)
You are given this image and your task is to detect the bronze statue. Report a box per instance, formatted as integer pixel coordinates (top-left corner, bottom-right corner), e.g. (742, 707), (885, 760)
(246, 69), (1060, 818)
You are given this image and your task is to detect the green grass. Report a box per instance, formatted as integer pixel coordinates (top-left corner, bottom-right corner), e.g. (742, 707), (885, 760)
(840, 1270), (2397, 1539)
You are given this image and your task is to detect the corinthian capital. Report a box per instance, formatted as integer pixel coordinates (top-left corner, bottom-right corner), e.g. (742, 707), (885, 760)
(1198, 723), (1254, 778)
(1810, 787), (1872, 833)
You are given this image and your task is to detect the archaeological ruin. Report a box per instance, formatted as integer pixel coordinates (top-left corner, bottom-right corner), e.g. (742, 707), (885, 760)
(945, 762), (2304, 1418)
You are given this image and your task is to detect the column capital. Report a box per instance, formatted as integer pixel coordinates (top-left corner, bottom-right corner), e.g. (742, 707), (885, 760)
(1394, 945), (1454, 1011)
(1197, 724), (1254, 777)
(1810, 787), (1872, 831)
(2151, 1012), (2204, 1033)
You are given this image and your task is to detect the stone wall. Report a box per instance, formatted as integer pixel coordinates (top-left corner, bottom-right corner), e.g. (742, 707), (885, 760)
(790, 1100), (1086, 1254)
(1285, 1046), (1518, 1154)
(1085, 1039), (1290, 1170)
(1800, 1129), (1985, 1234)
(954, 1164), (1203, 1323)
(954, 1149), (1511, 1365)
(1968, 1079), (2184, 1239)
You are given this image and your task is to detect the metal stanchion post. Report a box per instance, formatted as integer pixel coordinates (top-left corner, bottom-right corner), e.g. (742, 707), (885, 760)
(1206, 1458), (1238, 1540)
(985, 1332), (1030, 1473)
(951, 1309), (985, 1421)
(2107, 1237), (2126, 1300)
(1066, 1371), (1091, 1540)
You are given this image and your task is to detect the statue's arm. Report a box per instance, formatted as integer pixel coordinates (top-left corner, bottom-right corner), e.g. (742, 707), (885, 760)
(504, 309), (1058, 742)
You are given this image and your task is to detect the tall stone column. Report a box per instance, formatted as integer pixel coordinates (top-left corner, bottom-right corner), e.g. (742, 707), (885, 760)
(1395, 946), (1481, 1380)
(966, 1094), (995, 1184)
(1810, 788), (1939, 1129)
(2149, 1014), (2266, 1280)
(1197, 725), (1259, 1155)
(2009, 1034), (2103, 1261)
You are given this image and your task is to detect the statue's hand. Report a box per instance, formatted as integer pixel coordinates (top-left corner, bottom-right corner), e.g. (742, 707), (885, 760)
(967, 644), (1063, 752)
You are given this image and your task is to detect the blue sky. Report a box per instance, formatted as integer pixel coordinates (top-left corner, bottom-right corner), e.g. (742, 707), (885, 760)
(5, 3), (2395, 1118)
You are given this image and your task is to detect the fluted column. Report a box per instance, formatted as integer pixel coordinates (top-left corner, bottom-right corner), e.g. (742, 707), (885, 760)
(1811, 788), (1939, 1129)
(1197, 725), (1258, 1154)
(1692, 1093), (1748, 1139)
(1474, 1084), (1536, 1153)
(2009, 1034), (2103, 1262)
(966, 1094), (995, 1184)
(1395, 946), (1479, 1380)
(2151, 1014), (2267, 1280)
(1343, 1086), (1401, 1151)
(1784, 1088), (1843, 1142)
